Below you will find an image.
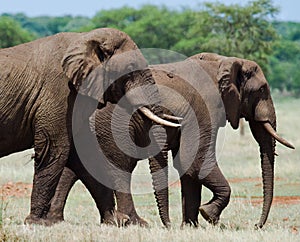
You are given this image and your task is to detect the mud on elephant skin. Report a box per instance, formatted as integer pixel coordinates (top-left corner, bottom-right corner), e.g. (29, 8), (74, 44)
(0, 27), (179, 226)
(48, 53), (294, 229)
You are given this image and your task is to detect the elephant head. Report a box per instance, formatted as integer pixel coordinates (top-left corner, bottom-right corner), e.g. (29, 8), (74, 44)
(62, 28), (179, 128)
(190, 53), (295, 228)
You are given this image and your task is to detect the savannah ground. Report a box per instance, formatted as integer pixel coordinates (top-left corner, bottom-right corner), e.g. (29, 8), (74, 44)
(0, 96), (299, 241)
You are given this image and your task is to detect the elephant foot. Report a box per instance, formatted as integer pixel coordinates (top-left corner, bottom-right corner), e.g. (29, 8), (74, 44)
(180, 220), (198, 229)
(24, 215), (63, 226)
(101, 210), (130, 227)
(46, 212), (64, 223)
(102, 218), (117, 226)
(115, 211), (148, 227)
(114, 211), (130, 227)
(199, 204), (220, 225)
(127, 214), (149, 228)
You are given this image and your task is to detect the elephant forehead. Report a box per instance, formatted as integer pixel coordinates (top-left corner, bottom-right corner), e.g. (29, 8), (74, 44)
(244, 74), (267, 92)
(107, 50), (146, 67)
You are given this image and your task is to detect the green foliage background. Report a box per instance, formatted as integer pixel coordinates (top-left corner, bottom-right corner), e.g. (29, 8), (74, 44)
(1, 0), (299, 95)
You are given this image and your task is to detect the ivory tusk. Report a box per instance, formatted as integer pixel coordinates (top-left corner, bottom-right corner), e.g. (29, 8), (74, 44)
(139, 107), (181, 128)
(162, 114), (183, 121)
(263, 122), (295, 149)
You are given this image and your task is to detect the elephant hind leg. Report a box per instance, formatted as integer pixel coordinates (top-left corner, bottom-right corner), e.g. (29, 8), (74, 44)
(67, 149), (117, 226)
(47, 166), (78, 222)
(25, 134), (70, 225)
(199, 164), (231, 225)
(24, 108), (71, 226)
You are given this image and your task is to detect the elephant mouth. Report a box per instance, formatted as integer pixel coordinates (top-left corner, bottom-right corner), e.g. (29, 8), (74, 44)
(122, 69), (182, 128)
(261, 121), (294, 149)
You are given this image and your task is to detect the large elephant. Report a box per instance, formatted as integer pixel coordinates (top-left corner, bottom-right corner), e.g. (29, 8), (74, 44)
(47, 53), (294, 228)
(0, 28), (179, 225)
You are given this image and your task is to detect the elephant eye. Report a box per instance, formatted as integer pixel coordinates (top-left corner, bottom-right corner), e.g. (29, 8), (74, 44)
(259, 84), (268, 94)
(244, 71), (252, 80)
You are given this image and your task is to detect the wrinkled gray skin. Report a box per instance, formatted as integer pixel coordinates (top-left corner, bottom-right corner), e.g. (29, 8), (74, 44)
(48, 53), (294, 228)
(48, 103), (170, 227)
(0, 28), (172, 225)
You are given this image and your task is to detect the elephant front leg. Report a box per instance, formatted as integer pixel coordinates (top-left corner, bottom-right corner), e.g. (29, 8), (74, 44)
(113, 169), (148, 227)
(199, 164), (231, 225)
(115, 191), (149, 227)
(180, 174), (202, 227)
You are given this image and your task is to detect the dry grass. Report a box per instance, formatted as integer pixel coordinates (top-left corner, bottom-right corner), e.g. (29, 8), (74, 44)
(0, 97), (299, 241)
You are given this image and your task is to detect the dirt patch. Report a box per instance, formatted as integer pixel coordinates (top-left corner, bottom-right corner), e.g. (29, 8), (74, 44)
(248, 196), (300, 206)
(169, 180), (181, 188)
(170, 177), (286, 188)
(291, 226), (299, 235)
(228, 177), (283, 183)
(0, 182), (32, 199)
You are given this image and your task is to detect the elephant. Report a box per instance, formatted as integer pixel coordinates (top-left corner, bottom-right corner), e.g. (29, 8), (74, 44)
(46, 103), (171, 227)
(0, 27), (179, 225)
(46, 52), (294, 229)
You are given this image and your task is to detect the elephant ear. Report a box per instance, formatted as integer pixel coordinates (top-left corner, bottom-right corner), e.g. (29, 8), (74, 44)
(217, 58), (243, 129)
(61, 28), (138, 101)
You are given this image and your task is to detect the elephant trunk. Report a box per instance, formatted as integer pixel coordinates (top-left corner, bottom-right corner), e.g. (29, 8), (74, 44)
(257, 144), (274, 229)
(148, 125), (171, 229)
(125, 68), (172, 227)
(249, 121), (276, 229)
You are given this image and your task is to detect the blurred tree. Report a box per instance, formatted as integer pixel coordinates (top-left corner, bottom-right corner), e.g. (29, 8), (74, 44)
(174, 0), (279, 72)
(1, 1), (299, 95)
(124, 5), (187, 50)
(0, 16), (34, 48)
(273, 21), (300, 41)
(45, 16), (73, 34)
(268, 38), (300, 95)
(92, 7), (140, 30)
(3, 13), (92, 37)
(60, 17), (93, 32)
(91, 5), (194, 52)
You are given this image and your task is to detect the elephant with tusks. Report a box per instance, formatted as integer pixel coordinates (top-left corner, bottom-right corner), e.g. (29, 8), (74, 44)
(0, 28), (179, 225)
(46, 53), (294, 228)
